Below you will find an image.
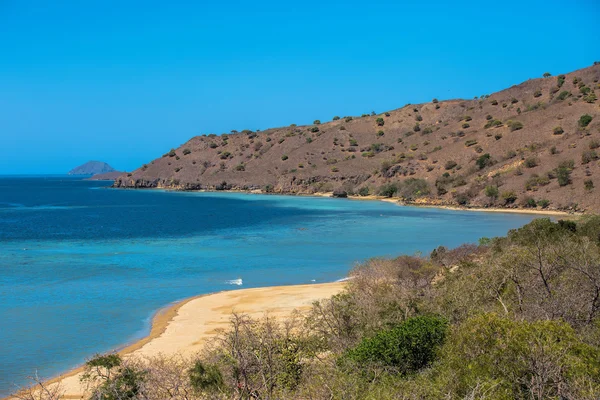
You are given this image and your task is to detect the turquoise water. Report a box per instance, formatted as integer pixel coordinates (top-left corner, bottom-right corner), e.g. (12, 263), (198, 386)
(0, 176), (537, 395)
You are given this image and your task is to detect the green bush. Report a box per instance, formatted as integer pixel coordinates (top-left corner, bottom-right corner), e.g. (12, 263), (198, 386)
(376, 118), (385, 126)
(281, 155), (288, 161)
(556, 90), (571, 101)
(189, 360), (224, 393)
(377, 183), (399, 197)
(538, 199), (550, 208)
(557, 74), (565, 87)
(333, 116), (340, 121)
(553, 126), (564, 135)
(444, 160), (457, 170)
(579, 114), (593, 128)
(310, 126), (320, 133)
(556, 166), (572, 186)
(484, 119), (503, 128)
(465, 140), (478, 147)
(462, 123), (470, 129)
(485, 185), (499, 199)
(376, 130), (385, 137)
(342, 315), (447, 373)
(476, 153), (492, 170)
(313, 119), (321, 125)
(524, 157), (538, 168)
(358, 186), (370, 196)
(501, 191), (517, 204)
(585, 180), (594, 191)
(582, 150), (598, 164)
(507, 120), (523, 131)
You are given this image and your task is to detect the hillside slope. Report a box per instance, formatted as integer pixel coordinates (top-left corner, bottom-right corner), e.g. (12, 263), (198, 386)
(114, 64), (600, 212)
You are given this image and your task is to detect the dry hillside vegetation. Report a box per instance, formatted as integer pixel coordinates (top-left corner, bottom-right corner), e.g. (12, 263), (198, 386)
(115, 64), (600, 212)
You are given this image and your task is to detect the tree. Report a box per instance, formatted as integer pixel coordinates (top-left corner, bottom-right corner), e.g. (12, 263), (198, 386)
(543, 72), (551, 78)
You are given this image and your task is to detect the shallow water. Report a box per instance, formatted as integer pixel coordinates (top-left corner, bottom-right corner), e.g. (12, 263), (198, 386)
(0, 176), (537, 395)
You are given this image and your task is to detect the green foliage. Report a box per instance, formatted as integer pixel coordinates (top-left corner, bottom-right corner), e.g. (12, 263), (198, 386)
(376, 130), (385, 137)
(579, 114), (593, 128)
(281, 155), (288, 161)
(167, 149), (177, 157)
(313, 119), (321, 125)
(484, 119), (503, 128)
(507, 120), (523, 131)
(333, 116), (340, 120)
(358, 186), (370, 196)
(310, 126), (320, 133)
(485, 185), (499, 199)
(342, 316), (447, 373)
(553, 126), (564, 135)
(557, 74), (565, 87)
(444, 160), (457, 170)
(189, 360), (223, 393)
(501, 190), (517, 204)
(377, 183), (398, 198)
(585, 180), (594, 191)
(524, 157), (538, 168)
(582, 150), (598, 164)
(475, 153), (492, 170)
(543, 72), (551, 78)
(537, 198), (550, 208)
(376, 117), (385, 126)
(464, 139), (478, 147)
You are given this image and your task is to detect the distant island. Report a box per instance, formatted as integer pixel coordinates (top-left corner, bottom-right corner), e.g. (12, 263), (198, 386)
(68, 161), (118, 177)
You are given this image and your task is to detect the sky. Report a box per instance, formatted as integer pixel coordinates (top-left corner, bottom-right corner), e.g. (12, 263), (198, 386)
(0, 0), (598, 174)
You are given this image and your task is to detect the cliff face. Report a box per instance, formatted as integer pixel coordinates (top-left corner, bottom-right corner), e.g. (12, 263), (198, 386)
(114, 64), (600, 213)
(68, 161), (116, 176)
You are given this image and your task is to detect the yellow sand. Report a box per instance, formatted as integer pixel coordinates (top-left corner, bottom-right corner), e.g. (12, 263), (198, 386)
(16, 282), (344, 400)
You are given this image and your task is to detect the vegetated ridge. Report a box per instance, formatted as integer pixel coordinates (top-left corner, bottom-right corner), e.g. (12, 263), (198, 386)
(114, 64), (600, 212)
(68, 161), (117, 176)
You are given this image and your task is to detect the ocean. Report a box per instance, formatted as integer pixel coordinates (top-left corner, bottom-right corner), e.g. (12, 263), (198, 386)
(0, 176), (537, 395)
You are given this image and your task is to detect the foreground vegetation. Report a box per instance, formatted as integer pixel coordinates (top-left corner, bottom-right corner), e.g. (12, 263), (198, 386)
(19, 216), (600, 399)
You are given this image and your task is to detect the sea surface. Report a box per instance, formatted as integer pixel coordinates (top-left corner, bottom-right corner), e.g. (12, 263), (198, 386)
(0, 176), (538, 395)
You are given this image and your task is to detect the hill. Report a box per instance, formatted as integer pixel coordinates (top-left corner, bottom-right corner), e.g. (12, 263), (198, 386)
(68, 161), (116, 176)
(114, 64), (600, 212)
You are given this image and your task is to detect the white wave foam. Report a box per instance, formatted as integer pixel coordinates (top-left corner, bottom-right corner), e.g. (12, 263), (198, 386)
(225, 278), (243, 286)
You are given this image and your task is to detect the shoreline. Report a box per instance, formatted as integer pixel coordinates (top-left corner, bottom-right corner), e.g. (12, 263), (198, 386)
(7, 281), (346, 400)
(108, 184), (574, 217)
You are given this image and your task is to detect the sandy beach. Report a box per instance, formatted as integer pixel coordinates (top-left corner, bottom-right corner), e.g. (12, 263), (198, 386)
(11, 282), (345, 400)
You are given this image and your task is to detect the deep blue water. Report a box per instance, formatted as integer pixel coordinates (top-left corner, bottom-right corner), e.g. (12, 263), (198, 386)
(0, 176), (537, 395)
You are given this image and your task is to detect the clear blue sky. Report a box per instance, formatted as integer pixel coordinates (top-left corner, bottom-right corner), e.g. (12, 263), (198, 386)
(1, 0), (598, 174)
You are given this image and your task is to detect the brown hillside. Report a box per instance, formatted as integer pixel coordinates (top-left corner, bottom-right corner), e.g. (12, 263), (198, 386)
(114, 64), (600, 213)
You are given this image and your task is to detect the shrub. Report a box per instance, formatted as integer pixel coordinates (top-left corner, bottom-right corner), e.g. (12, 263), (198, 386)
(444, 160), (457, 170)
(556, 167), (572, 186)
(533, 90), (542, 97)
(333, 116), (340, 121)
(507, 120), (524, 131)
(582, 150), (598, 164)
(511, 97), (519, 104)
(349, 139), (358, 146)
(432, 98), (439, 103)
(476, 153), (492, 170)
(415, 115), (423, 122)
(220, 151), (231, 159)
(579, 114), (593, 128)
(345, 116), (353, 122)
(376, 130), (385, 137)
(485, 185), (499, 199)
(491, 99), (498, 105)
(399, 178), (430, 200)
(543, 72), (551, 78)
(590, 140), (600, 150)
(182, 148), (191, 155)
(413, 123), (421, 132)
(378, 183), (399, 197)
(189, 360), (224, 393)
(553, 126), (564, 135)
(524, 157), (538, 168)
(486, 114), (493, 120)
(501, 191), (517, 205)
(484, 119), (503, 129)
(376, 118), (385, 126)
(234, 163), (245, 171)
(538, 199), (550, 208)
(583, 179), (594, 191)
(556, 90), (571, 101)
(557, 74), (565, 87)
(167, 149), (177, 157)
(281, 155), (288, 161)
(313, 119), (321, 125)
(523, 197), (537, 208)
(341, 315), (447, 373)
(358, 186), (370, 196)
(306, 137), (313, 143)
(465, 140), (478, 147)
(462, 123), (470, 129)
(310, 126), (320, 133)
